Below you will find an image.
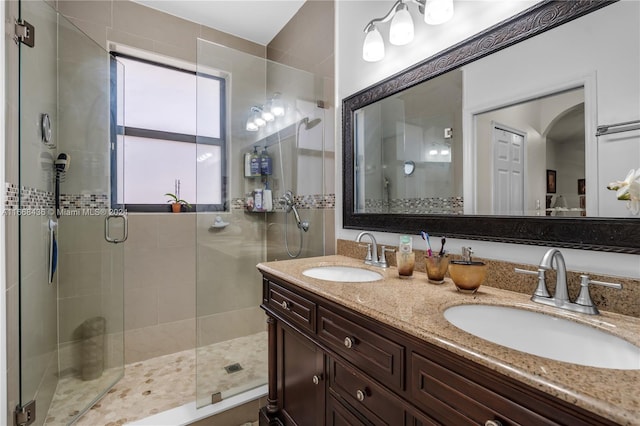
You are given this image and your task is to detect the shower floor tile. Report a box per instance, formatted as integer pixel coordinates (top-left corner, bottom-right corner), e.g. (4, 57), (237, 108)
(44, 331), (267, 426)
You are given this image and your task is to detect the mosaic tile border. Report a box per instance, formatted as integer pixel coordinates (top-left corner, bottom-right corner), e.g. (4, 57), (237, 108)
(3, 183), (108, 213)
(364, 197), (464, 215)
(4, 184), (333, 213)
(59, 194), (109, 210)
(232, 194), (336, 211)
(4, 182), (19, 209)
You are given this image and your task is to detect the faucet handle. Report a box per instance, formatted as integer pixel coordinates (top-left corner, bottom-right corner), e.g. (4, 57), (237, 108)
(379, 246), (394, 268)
(358, 244), (372, 262)
(515, 268), (551, 298)
(575, 275), (623, 309)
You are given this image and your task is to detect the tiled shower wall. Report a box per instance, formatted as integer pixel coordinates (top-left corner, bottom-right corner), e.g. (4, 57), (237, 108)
(33, 0), (334, 363)
(52, 0), (270, 365)
(5, 4), (336, 422)
(267, 0), (336, 256)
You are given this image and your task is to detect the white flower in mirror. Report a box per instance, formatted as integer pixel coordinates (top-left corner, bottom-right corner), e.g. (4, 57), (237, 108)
(607, 168), (640, 215)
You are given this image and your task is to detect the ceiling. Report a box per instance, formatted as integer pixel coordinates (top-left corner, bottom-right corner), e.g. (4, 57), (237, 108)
(132, 0), (306, 45)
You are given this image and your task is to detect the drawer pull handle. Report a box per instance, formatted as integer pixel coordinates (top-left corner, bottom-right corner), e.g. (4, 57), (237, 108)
(281, 300), (291, 310)
(312, 375), (322, 385)
(485, 421), (503, 426)
(356, 389), (366, 401)
(344, 336), (355, 348)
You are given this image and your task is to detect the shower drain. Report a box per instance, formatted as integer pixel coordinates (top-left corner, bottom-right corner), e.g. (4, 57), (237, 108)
(224, 363), (243, 374)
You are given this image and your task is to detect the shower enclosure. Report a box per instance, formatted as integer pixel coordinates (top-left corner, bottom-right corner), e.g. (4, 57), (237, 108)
(16, 0), (124, 424)
(15, 1), (330, 423)
(194, 39), (329, 407)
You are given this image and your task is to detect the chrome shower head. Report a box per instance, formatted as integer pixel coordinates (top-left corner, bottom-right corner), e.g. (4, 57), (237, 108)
(300, 117), (322, 130)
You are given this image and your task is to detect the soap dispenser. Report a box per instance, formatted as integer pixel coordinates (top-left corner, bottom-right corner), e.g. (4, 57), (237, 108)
(397, 235), (415, 278)
(448, 247), (487, 293)
(260, 146), (272, 176)
(249, 146), (261, 177)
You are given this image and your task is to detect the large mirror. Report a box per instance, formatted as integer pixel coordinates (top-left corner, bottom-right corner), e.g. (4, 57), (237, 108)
(343, 0), (640, 253)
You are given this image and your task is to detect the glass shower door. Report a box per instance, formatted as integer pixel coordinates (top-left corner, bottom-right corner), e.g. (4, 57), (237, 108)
(194, 38), (326, 408)
(18, 1), (124, 424)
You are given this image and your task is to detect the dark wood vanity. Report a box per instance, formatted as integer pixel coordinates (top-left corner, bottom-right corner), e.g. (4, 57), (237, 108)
(259, 271), (619, 426)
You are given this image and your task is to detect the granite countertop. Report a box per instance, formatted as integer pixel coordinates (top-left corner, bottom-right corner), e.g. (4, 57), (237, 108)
(257, 255), (640, 425)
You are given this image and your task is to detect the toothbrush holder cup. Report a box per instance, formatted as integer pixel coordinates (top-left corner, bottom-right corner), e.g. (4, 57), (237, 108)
(425, 254), (450, 284)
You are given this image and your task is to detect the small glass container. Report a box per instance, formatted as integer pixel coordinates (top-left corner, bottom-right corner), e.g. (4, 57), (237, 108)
(396, 251), (415, 278)
(425, 254), (449, 284)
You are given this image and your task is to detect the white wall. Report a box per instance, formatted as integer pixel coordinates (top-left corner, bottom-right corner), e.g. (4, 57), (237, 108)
(463, 1), (639, 218)
(336, 1), (640, 278)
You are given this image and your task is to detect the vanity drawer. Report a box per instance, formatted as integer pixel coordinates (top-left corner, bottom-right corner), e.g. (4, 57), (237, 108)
(267, 280), (316, 333)
(318, 306), (404, 391)
(326, 393), (367, 426)
(410, 352), (554, 426)
(329, 358), (404, 426)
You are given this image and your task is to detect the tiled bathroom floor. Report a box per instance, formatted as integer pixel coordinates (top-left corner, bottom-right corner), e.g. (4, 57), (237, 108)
(44, 331), (267, 426)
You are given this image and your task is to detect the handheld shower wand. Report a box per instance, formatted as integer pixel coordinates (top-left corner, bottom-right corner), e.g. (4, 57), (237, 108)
(54, 153), (71, 218)
(279, 190), (310, 258)
(280, 190), (309, 232)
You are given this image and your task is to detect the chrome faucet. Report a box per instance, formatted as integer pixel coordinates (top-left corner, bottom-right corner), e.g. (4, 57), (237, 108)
(539, 248), (569, 305)
(355, 232), (391, 268)
(515, 248), (622, 315)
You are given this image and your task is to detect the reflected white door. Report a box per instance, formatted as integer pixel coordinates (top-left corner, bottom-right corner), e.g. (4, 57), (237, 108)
(492, 124), (525, 215)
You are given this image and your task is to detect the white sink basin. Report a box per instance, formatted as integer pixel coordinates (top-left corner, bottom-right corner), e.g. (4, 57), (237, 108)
(444, 304), (640, 370)
(302, 266), (383, 283)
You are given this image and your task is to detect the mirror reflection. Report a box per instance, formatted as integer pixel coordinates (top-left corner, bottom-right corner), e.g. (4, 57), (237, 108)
(354, 74), (589, 217)
(474, 87), (585, 216)
(344, 1), (639, 253)
(355, 70), (463, 214)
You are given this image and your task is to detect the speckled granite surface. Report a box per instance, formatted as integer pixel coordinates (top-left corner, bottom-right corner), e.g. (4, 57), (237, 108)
(337, 239), (640, 318)
(257, 254), (640, 425)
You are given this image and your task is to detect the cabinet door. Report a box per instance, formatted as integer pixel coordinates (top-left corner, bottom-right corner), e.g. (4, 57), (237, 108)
(278, 322), (325, 426)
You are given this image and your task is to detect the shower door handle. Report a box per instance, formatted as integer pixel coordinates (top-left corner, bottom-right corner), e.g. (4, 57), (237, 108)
(105, 214), (128, 243)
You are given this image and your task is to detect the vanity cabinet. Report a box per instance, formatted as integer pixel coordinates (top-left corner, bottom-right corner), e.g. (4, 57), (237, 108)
(260, 274), (617, 426)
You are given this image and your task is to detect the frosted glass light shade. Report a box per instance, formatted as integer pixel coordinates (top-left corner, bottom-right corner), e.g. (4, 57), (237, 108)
(362, 27), (385, 62)
(261, 108), (275, 122)
(246, 118), (258, 132)
(389, 6), (414, 46)
(424, 0), (454, 25)
(271, 97), (285, 116)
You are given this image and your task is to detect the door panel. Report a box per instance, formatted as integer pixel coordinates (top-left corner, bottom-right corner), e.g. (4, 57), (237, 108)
(492, 125), (525, 215)
(18, 1), (124, 423)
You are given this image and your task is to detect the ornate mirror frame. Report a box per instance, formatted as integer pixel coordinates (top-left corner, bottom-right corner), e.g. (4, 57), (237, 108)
(343, 0), (640, 254)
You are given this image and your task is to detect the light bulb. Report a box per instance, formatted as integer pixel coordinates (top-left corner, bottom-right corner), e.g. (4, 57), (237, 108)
(440, 149), (450, 155)
(429, 149), (438, 156)
(362, 26), (385, 62)
(249, 106), (266, 128)
(261, 107), (275, 122)
(270, 95), (285, 117)
(424, 0), (454, 25)
(246, 117), (258, 132)
(254, 115), (266, 127)
(389, 4), (414, 46)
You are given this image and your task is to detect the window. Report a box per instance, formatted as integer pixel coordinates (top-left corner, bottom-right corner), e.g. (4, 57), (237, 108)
(110, 53), (226, 212)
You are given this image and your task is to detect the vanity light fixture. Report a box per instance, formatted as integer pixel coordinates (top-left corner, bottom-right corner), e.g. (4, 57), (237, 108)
(362, 0), (454, 62)
(246, 93), (287, 132)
